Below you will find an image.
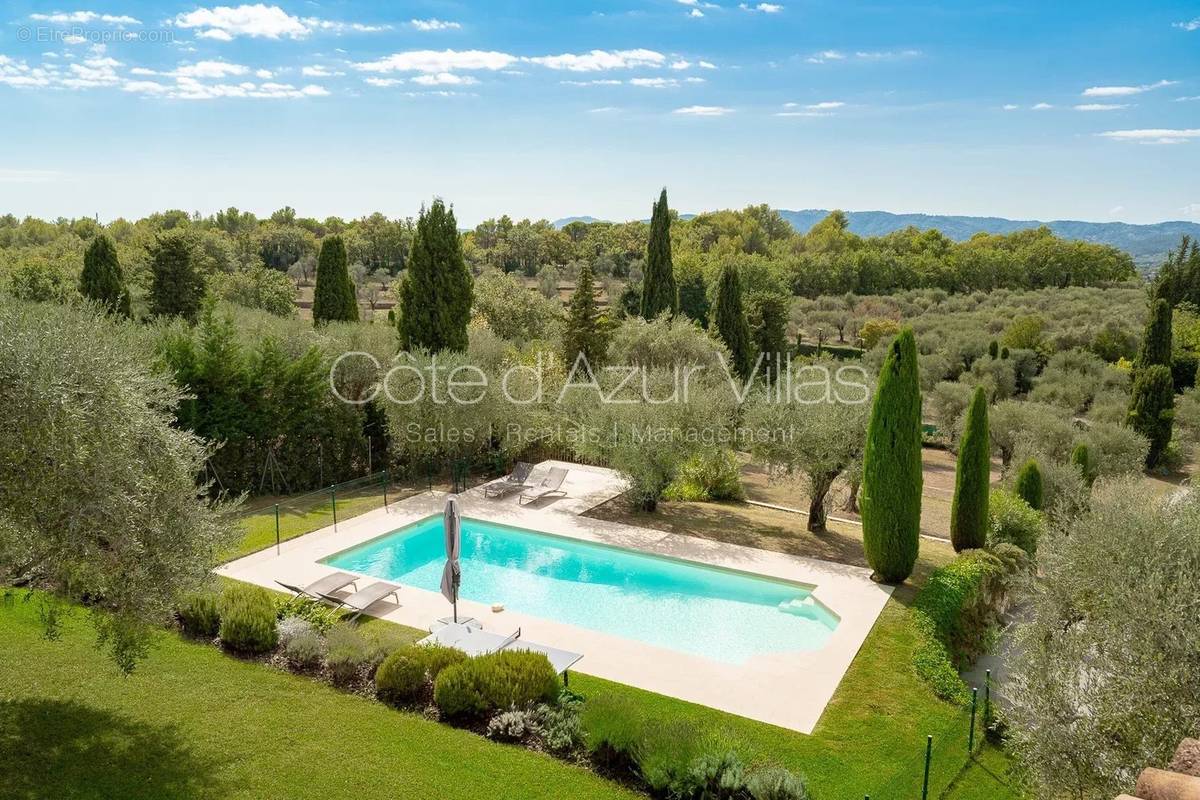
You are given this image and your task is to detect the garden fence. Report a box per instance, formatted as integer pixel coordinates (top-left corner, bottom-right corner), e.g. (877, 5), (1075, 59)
(862, 672), (997, 800)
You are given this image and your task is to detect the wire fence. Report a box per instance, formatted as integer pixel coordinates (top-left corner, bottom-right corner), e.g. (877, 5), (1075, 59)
(862, 672), (997, 800)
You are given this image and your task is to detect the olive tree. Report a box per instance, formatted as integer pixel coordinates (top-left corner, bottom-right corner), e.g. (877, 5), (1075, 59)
(744, 362), (872, 531)
(1006, 482), (1200, 799)
(0, 300), (236, 672)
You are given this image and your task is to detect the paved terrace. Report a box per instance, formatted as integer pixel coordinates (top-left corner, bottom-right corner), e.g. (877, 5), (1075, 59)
(218, 460), (892, 733)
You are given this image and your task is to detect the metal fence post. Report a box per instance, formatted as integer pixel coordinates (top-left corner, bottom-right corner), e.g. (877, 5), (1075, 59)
(331, 485), (338, 532)
(274, 503), (280, 555)
(984, 669), (992, 724)
(383, 468), (389, 510)
(921, 735), (933, 800)
(969, 687), (979, 753)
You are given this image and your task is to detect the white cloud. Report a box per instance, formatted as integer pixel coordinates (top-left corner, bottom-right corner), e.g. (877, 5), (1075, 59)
(1181, 203), (1200, 217)
(806, 101), (844, 110)
(526, 49), (665, 72)
(673, 105), (733, 116)
(671, 60), (691, 70)
(776, 111), (833, 117)
(1109, 205), (1125, 216)
(301, 65), (342, 77)
(129, 66), (158, 76)
(354, 49), (518, 73)
(411, 72), (478, 86)
(1082, 79), (1176, 97)
(630, 77), (678, 88)
(122, 79), (170, 94)
(855, 49), (922, 60)
(1098, 128), (1200, 145)
(805, 50), (845, 64)
(1175, 95), (1200, 102)
(1002, 104), (1019, 110)
(173, 4), (387, 40)
(174, 60), (249, 79)
(364, 77), (403, 87)
(255, 68), (273, 79)
(588, 106), (620, 113)
(63, 34), (86, 45)
(698, 60), (716, 69)
(1173, 17), (1200, 31)
(61, 56), (122, 88)
(677, 0), (699, 4)
(684, 76), (705, 83)
(30, 11), (141, 25)
(561, 79), (623, 86)
(411, 19), (460, 31)
(739, 2), (784, 11)
(689, 9), (704, 17)
(1075, 103), (1129, 111)
(1032, 102), (1053, 110)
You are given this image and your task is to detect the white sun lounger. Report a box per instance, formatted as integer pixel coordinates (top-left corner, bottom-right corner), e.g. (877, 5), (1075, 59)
(275, 571), (359, 600)
(518, 467), (569, 506)
(420, 622), (583, 678)
(482, 461), (534, 498)
(318, 581), (401, 620)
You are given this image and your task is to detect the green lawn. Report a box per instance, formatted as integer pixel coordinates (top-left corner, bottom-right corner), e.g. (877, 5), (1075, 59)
(943, 744), (1021, 800)
(224, 490), (393, 562)
(0, 598), (635, 800)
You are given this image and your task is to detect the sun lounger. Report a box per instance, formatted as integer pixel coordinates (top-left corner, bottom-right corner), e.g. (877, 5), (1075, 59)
(518, 467), (568, 505)
(420, 622), (583, 679)
(319, 581), (401, 620)
(275, 571), (359, 600)
(482, 461), (534, 498)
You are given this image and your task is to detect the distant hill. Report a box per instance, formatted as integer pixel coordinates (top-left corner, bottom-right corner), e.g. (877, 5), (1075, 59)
(554, 210), (1200, 270)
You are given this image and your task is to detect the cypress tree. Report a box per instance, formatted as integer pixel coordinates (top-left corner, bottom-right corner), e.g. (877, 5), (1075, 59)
(988, 340), (999, 359)
(80, 234), (130, 316)
(711, 262), (754, 381)
(1136, 298), (1172, 369)
(950, 386), (990, 552)
(1070, 442), (1094, 486)
(640, 188), (677, 318)
(398, 199), (472, 352)
(1014, 458), (1044, 511)
(749, 292), (789, 382)
(1128, 364), (1176, 468)
(563, 261), (606, 368)
(312, 235), (358, 324)
(149, 230), (204, 322)
(678, 270), (710, 326)
(861, 328), (923, 583)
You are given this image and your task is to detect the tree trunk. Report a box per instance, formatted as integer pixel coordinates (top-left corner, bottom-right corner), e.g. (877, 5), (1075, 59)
(807, 473), (836, 532)
(844, 478), (861, 513)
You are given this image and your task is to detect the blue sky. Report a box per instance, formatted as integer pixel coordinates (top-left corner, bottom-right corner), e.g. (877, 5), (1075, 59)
(0, 1), (1197, 225)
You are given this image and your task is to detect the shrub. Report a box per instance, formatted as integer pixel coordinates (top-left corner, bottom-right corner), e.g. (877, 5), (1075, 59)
(433, 661), (488, 718)
(663, 449), (745, 502)
(910, 550), (1008, 703)
(276, 616), (316, 647)
(217, 583), (278, 654)
(1014, 459), (1044, 511)
(375, 644), (465, 706)
(747, 767), (812, 800)
(275, 595), (341, 633)
(988, 490), (1043, 556)
(532, 701), (584, 754)
(177, 590), (220, 638)
(672, 750), (747, 800)
(433, 650), (561, 719)
(283, 629), (324, 669)
(1070, 442), (1095, 485)
(486, 708), (535, 742)
(582, 693), (646, 771)
(324, 622), (371, 684)
(635, 718), (712, 795)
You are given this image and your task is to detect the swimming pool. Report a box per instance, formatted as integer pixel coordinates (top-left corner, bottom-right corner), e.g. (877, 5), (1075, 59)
(321, 515), (839, 664)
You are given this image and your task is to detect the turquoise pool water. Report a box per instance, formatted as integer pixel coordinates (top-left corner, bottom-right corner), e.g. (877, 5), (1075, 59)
(321, 515), (838, 664)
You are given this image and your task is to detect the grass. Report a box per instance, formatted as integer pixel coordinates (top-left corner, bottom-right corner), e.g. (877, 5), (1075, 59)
(0, 595), (636, 800)
(942, 744), (1022, 800)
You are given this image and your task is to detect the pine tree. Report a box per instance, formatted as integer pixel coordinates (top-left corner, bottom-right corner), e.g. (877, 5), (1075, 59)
(711, 262), (754, 381)
(1128, 364), (1176, 468)
(79, 233), (130, 316)
(1014, 458), (1044, 511)
(398, 199), (472, 352)
(950, 386), (989, 552)
(640, 188), (677, 318)
(312, 235), (359, 324)
(149, 230), (204, 322)
(563, 261), (606, 368)
(1136, 298), (1172, 369)
(861, 328), (923, 583)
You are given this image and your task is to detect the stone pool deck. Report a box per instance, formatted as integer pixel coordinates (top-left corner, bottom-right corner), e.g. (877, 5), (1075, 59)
(217, 460), (892, 733)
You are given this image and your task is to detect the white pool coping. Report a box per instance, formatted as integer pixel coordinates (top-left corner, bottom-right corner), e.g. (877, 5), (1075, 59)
(216, 461), (893, 733)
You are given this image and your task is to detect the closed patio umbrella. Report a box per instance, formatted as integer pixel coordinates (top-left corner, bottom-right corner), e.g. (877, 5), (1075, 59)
(439, 495), (462, 623)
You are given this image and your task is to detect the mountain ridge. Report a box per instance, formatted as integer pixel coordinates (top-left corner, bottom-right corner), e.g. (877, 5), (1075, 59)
(552, 209), (1200, 268)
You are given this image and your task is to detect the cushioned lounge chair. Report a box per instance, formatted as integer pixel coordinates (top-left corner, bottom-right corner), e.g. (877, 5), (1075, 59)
(274, 571), (359, 600)
(518, 467), (568, 506)
(319, 581), (401, 620)
(482, 461), (535, 498)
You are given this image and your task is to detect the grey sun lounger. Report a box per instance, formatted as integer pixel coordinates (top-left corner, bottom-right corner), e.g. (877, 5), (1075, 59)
(518, 467), (569, 505)
(420, 622), (583, 677)
(482, 461), (535, 498)
(319, 581), (401, 620)
(275, 571), (359, 600)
